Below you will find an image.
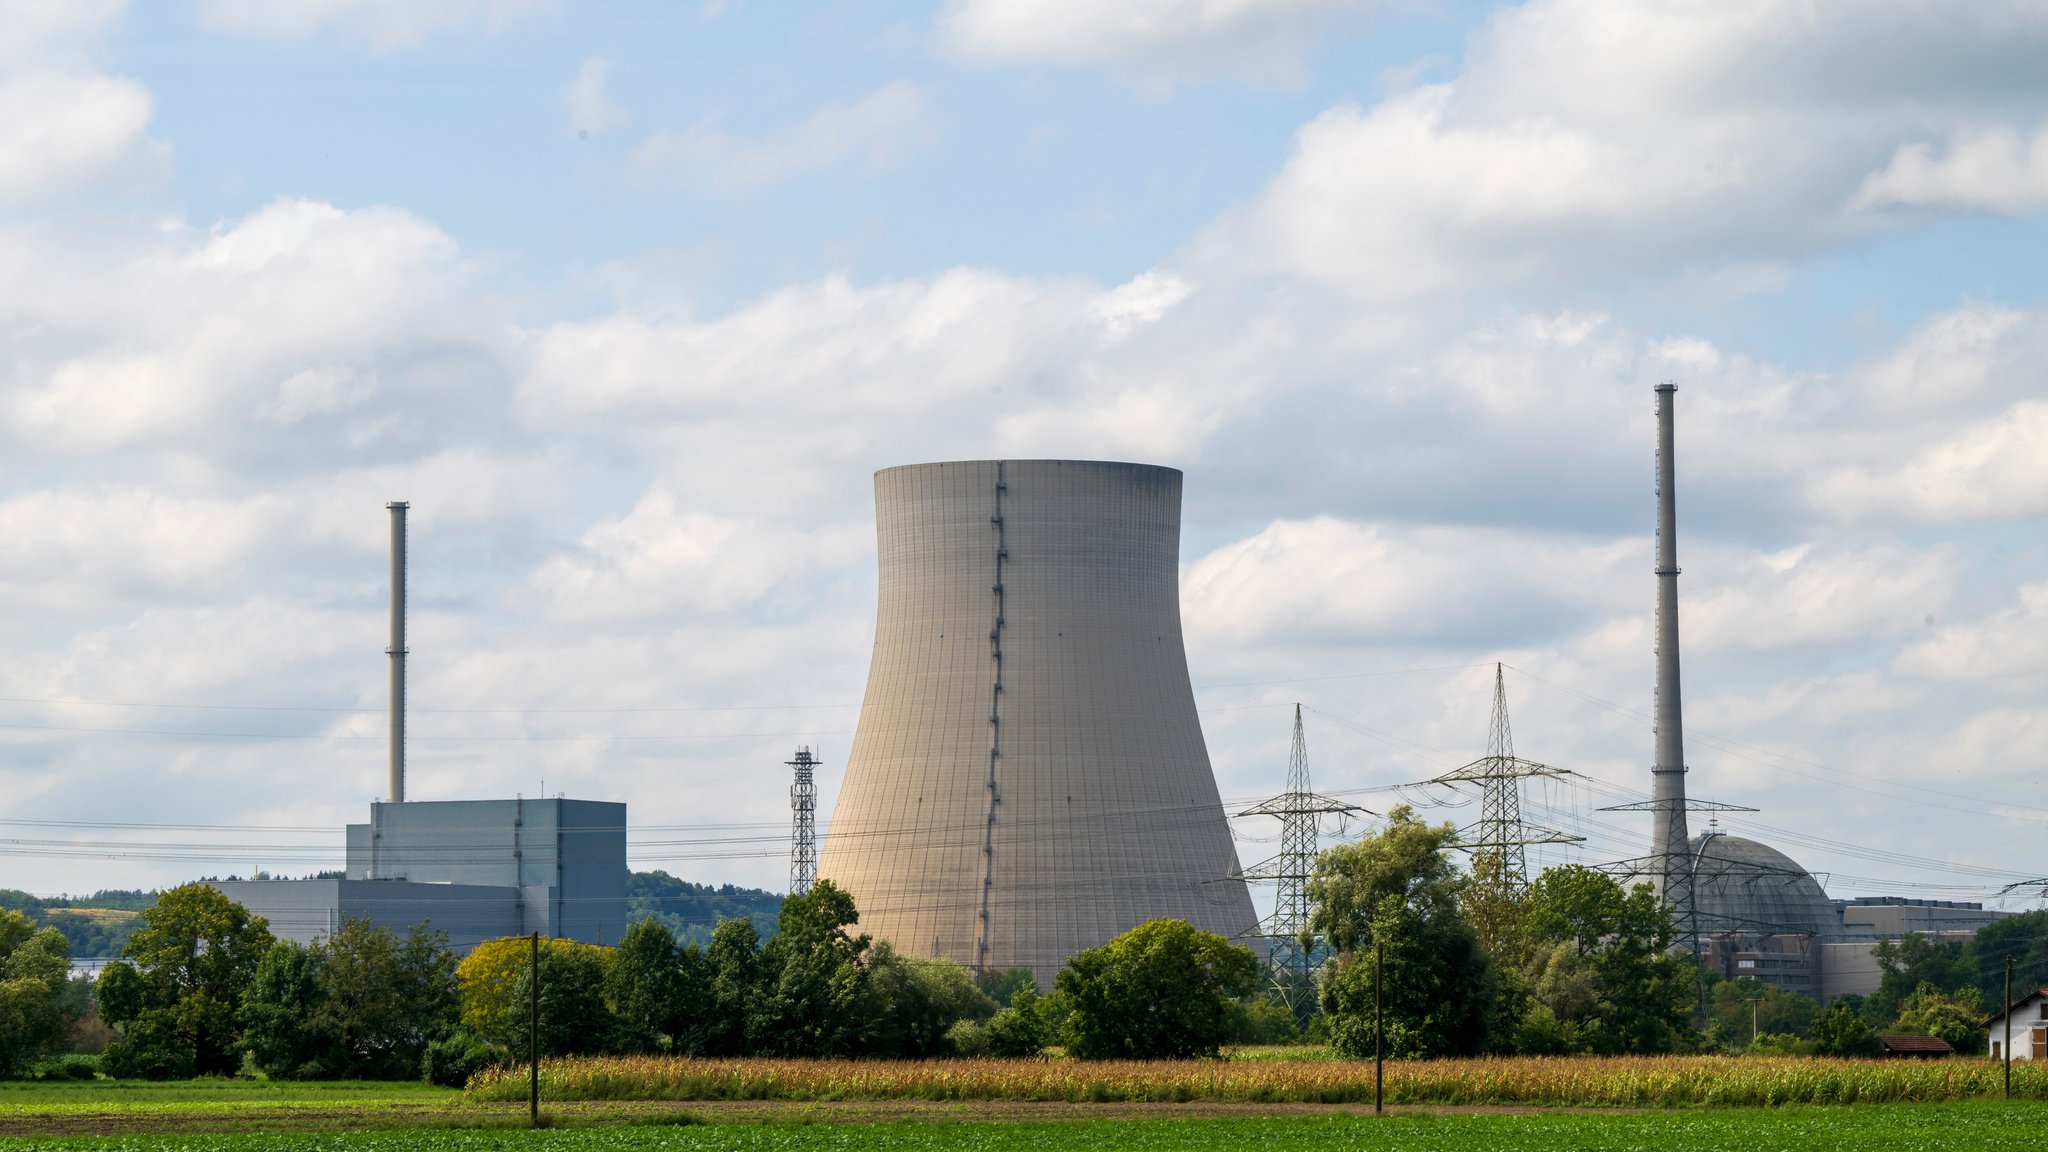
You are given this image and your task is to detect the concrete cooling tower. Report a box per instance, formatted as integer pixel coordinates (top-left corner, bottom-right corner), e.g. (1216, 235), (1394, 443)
(819, 460), (1258, 987)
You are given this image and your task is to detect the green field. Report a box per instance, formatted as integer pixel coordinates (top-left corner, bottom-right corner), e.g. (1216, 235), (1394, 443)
(0, 1104), (2043, 1150)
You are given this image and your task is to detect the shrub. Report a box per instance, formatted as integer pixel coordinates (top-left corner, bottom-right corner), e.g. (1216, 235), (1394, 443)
(946, 1019), (990, 1057)
(421, 1029), (506, 1088)
(1056, 919), (1260, 1060)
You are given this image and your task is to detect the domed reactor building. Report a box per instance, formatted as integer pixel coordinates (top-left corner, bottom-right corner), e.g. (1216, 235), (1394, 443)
(819, 460), (1259, 987)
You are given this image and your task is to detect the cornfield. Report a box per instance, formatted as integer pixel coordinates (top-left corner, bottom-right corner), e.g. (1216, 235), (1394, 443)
(468, 1054), (2048, 1107)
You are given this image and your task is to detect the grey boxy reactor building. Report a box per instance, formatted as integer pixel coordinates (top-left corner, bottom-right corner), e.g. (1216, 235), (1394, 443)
(212, 503), (627, 954)
(819, 460), (1259, 987)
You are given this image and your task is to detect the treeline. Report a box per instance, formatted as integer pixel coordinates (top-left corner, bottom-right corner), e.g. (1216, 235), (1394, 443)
(68, 879), (1290, 1082)
(1307, 806), (2041, 1059)
(1736, 908), (2048, 1057)
(34, 822), (2043, 1081)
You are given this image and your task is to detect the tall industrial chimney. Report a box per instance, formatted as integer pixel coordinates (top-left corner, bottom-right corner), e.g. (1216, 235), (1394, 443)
(387, 501), (408, 804)
(1651, 385), (1690, 909)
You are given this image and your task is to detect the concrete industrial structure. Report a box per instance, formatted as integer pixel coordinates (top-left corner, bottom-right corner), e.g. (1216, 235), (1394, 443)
(819, 460), (1258, 987)
(211, 503), (627, 954)
(1635, 387), (2013, 1003)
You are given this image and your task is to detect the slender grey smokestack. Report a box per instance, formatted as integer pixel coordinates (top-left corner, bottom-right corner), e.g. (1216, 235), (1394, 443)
(1651, 385), (1690, 907)
(387, 501), (408, 804)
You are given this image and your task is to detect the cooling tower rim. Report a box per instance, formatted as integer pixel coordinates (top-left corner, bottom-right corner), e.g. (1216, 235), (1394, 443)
(875, 458), (1181, 480)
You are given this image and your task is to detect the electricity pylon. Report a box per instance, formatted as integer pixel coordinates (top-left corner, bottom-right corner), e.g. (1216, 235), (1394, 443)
(1426, 665), (1582, 899)
(1238, 704), (1366, 1020)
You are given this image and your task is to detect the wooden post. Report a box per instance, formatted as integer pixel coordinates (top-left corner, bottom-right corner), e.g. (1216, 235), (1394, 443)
(530, 931), (541, 1126)
(1374, 934), (1384, 1116)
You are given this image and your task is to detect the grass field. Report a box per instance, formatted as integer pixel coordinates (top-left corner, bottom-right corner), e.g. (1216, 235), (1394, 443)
(0, 1103), (2043, 1150)
(467, 1053), (2048, 1107)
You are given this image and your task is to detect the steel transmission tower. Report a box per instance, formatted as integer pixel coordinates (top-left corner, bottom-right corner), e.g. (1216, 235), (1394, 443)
(1426, 665), (1581, 891)
(1238, 705), (1365, 1017)
(788, 747), (819, 895)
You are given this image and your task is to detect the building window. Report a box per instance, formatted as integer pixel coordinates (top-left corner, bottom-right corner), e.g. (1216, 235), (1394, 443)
(1737, 960), (1756, 969)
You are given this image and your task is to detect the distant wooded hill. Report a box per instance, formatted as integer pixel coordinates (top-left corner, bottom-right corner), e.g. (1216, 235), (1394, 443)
(626, 871), (783, 947)
(0, 889), (155, 958)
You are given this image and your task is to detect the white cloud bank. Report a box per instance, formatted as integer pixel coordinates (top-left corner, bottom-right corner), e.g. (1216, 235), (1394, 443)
(1854, 120), (2048, 214)
(1193, 0), (2048, 301)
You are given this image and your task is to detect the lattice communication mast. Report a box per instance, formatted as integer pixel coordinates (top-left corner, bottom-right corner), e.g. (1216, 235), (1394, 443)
(1238, 705), (1365, 1017)
(788, 747), (819, 895)
(1426, 664), (1581, 891)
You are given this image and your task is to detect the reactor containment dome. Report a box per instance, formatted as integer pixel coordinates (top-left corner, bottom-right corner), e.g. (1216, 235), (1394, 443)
(819, 460), (1259, 987)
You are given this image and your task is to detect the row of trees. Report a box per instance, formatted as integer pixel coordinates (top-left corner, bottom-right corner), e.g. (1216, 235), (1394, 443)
(80, 880), (1287, 1079)
(67, 836), (2044, 1078)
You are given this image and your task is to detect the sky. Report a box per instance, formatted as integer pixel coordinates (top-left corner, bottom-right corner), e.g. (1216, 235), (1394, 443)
(3, 0), (2047, 921)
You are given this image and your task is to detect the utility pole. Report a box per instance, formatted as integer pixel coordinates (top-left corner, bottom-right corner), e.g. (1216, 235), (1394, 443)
(1374, 934), (1384, 1116)
(1745, 995), (1764, 1045)
(2005, 955), (2014, 1100)
(1239, 706), (1365, 1021)
(788, 747), (819, 895)
(528, 931), (540, 1127)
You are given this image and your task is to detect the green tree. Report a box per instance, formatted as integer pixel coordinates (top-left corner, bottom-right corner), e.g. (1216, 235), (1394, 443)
(96, 884), (274, 1078)
(1967, 909), (2048, 1009)
(868, 943), (995, 1057)
(1864, 933), (1968, 1028)
(1705, 976), (1819, 1049)
(0, 909), (73, 1076)
(518, 942), (618, 1058)
(241, 940), (329, 1078)
(241, 921), (460, 1080)
(1055, 918), (1259, 1060)
(752, 881), (881, 1058)
(704, 917), (766, 1056)
(1306, 807), (1495, 1058)
(1811, 1000), (1878, 1057)
(984, 984), (1054, 1057)
(1510, 866), (1694, 1054)
(1892, 982), (1986, 1054)
(607, 919), (684, 1052)
(976, 966), (1038, 1008)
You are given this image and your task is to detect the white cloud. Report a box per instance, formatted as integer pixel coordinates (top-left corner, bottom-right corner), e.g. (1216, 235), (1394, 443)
(198, 0), (545, 49)
(0, 69), (160, 201)
(1894, 582), (2048, 688)
(1809, 399), (2048, 525)
(1853, 120), (2048, 214)
(1088, 271), (1194, 339)
(1192, 0), (2048, 302)
(564, 56), (624, 138)
(0, 2), (162, 203)
(0, 0), (126, 67)
(631, 82), (935, 193)
(940, 0), (1374, 83)
(527, 488), (868, 624)
(2, 198), (506, 456)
